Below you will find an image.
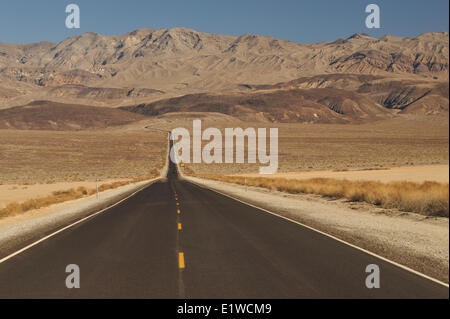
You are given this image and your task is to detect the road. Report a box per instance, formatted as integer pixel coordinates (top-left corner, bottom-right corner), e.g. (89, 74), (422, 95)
(0, 153), (448, 299)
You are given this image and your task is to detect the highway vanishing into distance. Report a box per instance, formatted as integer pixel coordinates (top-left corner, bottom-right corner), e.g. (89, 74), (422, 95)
(0, 152), (448, 299)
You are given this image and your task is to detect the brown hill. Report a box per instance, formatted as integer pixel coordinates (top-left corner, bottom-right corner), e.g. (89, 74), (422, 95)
(121, 88), (394, 124)
(243, 74), (450, 116)
(121, 73), (448, 123)
(0, 101), (147, 130)
(0, 29), (448, 108)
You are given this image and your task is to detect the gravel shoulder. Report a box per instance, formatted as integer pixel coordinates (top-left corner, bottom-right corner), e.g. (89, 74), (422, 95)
(183, 175), (449, 284)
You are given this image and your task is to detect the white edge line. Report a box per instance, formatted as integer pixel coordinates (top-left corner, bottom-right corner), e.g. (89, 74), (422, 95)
(0, 178), (161, 265)
(185, 176), (449, 288)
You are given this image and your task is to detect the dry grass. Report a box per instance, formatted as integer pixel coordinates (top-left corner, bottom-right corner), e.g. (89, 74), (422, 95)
(0, 127), (167, 184)
(0, 172), (159, 219)
(194, 174), (449, 217)
(0, 187), (91, 218)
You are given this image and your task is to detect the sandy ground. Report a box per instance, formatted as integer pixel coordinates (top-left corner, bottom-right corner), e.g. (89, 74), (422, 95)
(0, 123), (167, 185)
(183, 174), (449, 284)
(0, 179), (129, 209)
(237, 165), (450, 183)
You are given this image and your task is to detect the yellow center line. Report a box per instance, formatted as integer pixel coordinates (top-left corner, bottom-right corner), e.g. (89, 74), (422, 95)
(177, 209), (181, 214)
(178, 223), (182, 230)
(179, 252), (185, 269)
(176, 202), (180, 206)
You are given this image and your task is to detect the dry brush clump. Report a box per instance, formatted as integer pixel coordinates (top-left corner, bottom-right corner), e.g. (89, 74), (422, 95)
(0, 171), (160, 219)
(195, 174), (449, 217)
(0, 187), (92, 218)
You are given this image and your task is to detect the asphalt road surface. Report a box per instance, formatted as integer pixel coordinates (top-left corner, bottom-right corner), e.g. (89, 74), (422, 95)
(0, 157), (448, 299)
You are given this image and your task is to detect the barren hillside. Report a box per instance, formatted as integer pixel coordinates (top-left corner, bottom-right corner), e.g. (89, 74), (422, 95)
(0, 29), (448, 108)
(0, 100), (148, 130)
(121, 74), (448, 123)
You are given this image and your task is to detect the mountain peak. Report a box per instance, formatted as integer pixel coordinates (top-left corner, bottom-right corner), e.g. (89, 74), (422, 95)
(347, 33), (372, 40)
(166, 27), (200, 33)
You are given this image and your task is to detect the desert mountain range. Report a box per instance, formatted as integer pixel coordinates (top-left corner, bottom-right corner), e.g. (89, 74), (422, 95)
(0, 28), (448, 126)
(122, 74), (449, 123)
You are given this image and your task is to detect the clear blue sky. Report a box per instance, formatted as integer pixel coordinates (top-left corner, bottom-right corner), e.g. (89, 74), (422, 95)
(0, 0), (448, 44)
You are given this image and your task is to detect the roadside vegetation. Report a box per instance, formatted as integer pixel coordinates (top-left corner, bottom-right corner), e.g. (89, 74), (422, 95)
(0, 172), (159, 219)
(193, 174), (449, 217)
